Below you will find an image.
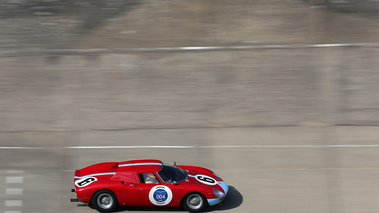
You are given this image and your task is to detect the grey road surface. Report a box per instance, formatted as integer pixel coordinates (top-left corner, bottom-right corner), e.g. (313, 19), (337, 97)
(2, 127), (379, 213)
(1, 1), (379, 213)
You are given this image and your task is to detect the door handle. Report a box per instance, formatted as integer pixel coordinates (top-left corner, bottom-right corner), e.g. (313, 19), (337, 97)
(139, 189), (142, 191)
(129, 183), (135, 186)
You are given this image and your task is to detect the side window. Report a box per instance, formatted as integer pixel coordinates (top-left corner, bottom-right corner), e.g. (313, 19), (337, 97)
(139, 173), (160, 184)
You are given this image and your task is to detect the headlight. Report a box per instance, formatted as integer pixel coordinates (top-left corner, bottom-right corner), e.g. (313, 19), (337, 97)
(213, 188), (225, 198)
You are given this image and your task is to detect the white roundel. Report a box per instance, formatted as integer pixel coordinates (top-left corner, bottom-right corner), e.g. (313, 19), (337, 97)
(195, 174), (217, 185)
(149, 185), (173, 206)
(75, 177), (98, 187)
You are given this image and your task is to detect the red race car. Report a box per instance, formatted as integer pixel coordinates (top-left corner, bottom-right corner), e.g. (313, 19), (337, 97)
(71, 159), (228, 212)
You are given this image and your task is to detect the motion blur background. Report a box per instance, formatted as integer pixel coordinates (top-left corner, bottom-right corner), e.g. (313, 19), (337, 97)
(1, 0), (379, 212)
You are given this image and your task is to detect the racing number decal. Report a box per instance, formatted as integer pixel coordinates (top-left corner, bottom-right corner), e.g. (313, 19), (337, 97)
(148, 185), (173, 206)
(195, 174), (217, 185)
(75, 177), (98, 187)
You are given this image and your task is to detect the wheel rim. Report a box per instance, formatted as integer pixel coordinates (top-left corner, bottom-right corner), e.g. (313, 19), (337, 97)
(97, 193), (113, 209)
(186, 194), (203, 210)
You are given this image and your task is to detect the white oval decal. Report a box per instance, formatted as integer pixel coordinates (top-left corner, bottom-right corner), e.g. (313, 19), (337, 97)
(195, 174), (217, 185)
(75, 177), (98, 187)
(148, 185), (173, 206)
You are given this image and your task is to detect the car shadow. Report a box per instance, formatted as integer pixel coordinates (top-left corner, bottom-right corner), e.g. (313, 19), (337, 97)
(115, 185), (243, 212)
(204, 186), (243, 212)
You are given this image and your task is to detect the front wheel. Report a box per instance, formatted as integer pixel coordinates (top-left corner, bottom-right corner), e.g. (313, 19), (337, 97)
(183, 193), (207, 212)
(91, 190), (118, 212)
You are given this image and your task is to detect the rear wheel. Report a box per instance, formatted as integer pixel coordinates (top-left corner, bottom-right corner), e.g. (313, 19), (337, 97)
(91, 190), (118, 212)
(183, 193), (207, 212)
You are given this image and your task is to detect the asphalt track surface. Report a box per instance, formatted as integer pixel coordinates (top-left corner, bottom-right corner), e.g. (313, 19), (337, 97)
(2, 1), (379, 213)
(2, 127), (379, 213)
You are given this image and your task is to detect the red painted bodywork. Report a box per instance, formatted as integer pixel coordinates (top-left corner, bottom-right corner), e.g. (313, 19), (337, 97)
(74, 159), (227, 208)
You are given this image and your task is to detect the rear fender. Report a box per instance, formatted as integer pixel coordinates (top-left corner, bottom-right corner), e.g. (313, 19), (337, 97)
(76, 180), (126, 205)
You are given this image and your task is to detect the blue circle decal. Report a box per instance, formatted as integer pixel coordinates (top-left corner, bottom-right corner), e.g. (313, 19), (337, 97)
(153, 189), (168, 202)
(149, 185), (173, 206)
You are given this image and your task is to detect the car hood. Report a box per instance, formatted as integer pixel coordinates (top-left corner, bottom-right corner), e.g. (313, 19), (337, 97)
(177, 165), (228, 193)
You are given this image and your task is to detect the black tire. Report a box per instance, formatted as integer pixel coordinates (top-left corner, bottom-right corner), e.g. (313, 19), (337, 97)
(91, 190), (118, 212)
(182, 193), (207, 212)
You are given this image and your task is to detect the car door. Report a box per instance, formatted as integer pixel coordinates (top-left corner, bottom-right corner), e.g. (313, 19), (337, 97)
(113, 171), (145, 206)
(137, 173), (175, 206)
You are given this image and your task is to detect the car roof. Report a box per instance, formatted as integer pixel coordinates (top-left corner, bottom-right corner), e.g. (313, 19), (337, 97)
(118, 159), (163, 173)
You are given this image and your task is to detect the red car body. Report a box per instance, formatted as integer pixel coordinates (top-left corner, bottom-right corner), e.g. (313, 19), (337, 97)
(73, 159), (228, 212)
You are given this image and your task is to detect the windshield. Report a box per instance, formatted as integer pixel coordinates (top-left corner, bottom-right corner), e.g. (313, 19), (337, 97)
(157, 163), (188, 184)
